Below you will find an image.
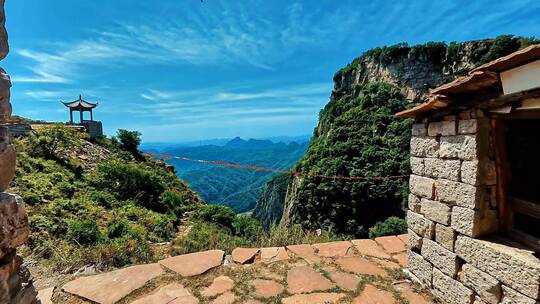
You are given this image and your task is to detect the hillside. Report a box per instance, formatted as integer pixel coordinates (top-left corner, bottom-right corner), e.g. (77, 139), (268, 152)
(280, 36), (538, 236)
(10, 125), (204, 285)
(145, 137), (308, 212)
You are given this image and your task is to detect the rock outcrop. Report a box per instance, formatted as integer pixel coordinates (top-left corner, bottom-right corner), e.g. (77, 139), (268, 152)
(252, 174), (289, 229)
(0, 1), (40, 302)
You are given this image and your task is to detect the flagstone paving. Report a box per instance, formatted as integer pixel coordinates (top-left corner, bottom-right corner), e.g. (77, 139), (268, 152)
(40, 234), (435, 304)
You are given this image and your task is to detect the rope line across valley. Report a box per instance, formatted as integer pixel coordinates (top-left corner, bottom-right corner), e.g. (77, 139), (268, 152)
(145, 152), (410, 181)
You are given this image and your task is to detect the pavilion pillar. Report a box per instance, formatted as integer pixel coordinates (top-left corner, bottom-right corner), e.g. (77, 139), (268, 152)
(69, 109), (73, 124)
(79, 110), (83, 123)
(90, 109), (93, 121)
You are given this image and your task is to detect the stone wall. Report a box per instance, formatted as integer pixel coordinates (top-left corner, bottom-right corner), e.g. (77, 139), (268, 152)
(406, 113), (540, 304)
(0, 0), (40, 302)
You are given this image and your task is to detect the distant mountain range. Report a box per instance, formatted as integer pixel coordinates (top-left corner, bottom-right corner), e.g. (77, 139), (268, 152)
(142, 137), (309, 212)
(141, 135), (311, 149)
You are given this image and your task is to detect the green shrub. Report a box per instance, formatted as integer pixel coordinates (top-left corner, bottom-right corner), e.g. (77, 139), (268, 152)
(160, 189), (194, 218)
(368, 216), (407, 238)
(106, 219), (132, 239)
(172, 221), (245, 255)
(28, 124), (83, 159)
(91, 160), (166, 211)
(233, 215), (264, 241)
(193, 205), (236, 229)
(152, 216), (176, 241)
(258, 224), (343, 248)
(66, 219), (102, 245)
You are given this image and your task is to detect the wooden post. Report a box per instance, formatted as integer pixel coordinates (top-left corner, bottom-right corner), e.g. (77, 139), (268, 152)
(69, 109), (73, 124)
(90, 109), (93, 121)
(79, 110), (83, 123)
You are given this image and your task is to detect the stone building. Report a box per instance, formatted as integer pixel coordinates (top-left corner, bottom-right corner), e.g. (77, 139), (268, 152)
(397, 45), (540, 304)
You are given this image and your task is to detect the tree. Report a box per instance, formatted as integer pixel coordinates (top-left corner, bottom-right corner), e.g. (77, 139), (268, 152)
(115, 129), (142, 152)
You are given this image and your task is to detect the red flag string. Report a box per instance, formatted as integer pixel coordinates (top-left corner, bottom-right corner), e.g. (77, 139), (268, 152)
(145, 152), (410, 182)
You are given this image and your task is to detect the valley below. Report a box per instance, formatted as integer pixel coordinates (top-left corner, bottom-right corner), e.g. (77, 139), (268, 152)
(142, 137), (309, 213)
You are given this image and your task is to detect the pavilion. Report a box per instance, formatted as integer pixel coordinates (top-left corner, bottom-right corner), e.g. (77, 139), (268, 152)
(62, 94), (98, 124)
(61, 95), (103, 138)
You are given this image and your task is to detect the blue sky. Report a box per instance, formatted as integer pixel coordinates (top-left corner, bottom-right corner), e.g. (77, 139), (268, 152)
(4, 0), (540, 142)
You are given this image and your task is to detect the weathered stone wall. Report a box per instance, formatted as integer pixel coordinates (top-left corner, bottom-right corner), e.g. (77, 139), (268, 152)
(406, 113), (540, 304)
(0, 0), (40, 302)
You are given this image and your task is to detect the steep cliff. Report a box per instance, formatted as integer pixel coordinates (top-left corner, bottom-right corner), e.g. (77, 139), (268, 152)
(281, 36), (537, 236)
(252, 174), (289, 229)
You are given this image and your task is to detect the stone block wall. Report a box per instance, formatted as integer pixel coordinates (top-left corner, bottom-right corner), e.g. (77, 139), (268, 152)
(406, 116), (540, 304)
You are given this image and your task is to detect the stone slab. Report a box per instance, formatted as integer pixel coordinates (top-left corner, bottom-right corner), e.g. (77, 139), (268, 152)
(335, 256), (386, 276)
(286, 266), (334, 294)
(328, 270), (360, 291)
(313, 241), (353, 258)
(131, 283), (198, 304)
(210, 291), (235, 304)
(374, 235), (406, 254)
(353, 284), (396, 304)
(62, 263), (165, 304)
(286, 244), (321, 264)
(394, 282), (429, 304)
(259, 247), (290, 264)
(282, 292), (345, 304)
(159, 250), (224, 277)
(252, 279), (284, 298)
(37, 287), (54, 304)
(200, 276), (234, 298)
(351, 239), (391, 259)
(231, 248), (258, 264)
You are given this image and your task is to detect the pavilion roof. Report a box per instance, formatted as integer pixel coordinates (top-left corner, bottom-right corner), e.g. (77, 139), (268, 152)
(62, 95), (98, 110)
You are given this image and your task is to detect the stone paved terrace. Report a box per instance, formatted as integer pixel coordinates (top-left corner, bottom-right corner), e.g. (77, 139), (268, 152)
(36, 235), (435, 304)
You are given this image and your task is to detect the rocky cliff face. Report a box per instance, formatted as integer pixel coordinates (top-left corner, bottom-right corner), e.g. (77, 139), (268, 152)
(252, 174), (289, 229)
(0, 1), (39, 302)
(280, 37), (537, 234)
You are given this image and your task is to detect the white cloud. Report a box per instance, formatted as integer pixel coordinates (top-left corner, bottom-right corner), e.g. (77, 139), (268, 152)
(24, 90), (65, 100)
(10, 1), (347, 84)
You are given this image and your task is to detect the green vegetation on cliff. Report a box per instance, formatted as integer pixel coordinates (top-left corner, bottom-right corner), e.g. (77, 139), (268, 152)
(335, 35), (538, 80)
(12, 125), (203, 270)
(289, 83), (413, 236)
